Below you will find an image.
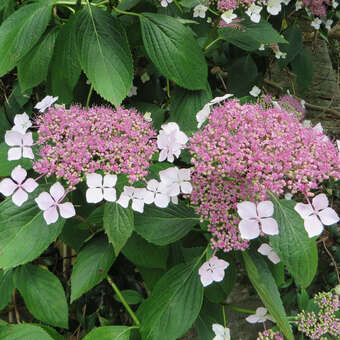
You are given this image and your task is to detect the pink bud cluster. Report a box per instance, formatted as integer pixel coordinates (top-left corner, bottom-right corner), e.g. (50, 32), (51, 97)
(256, 329), (283, 340)
(33, 105), (157, 187)
(302, 0), (331, 17)
(277, 94), (306, 120)
(296, 291), (340, 339)
(189, 100), (340, 252)
(217, 0), (255, 11)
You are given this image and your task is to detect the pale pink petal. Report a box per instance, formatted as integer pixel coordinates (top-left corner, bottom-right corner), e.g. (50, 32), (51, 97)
(210, 256), (229, 270)
(44, 206), (59, 225)
(132, 198), (144, 213)
(211, 269), (225, 282)
(179, 168), (191, 181)
(11, 165), (26, 184)
(103, 188), (116, 202)
(268, 251), (280, 264)
(5, 131), (22, 146)
(239, 219), (260, 239)
(245, 314), (259, 324)
(22, 178), (38, 193)
(294, 202), (314, 219)
(171, 196), (178, 204)
(196, 104), (210, 128)
(50, 182), (65, 202)
(0, 178), (17, 196)
(117, 193), (131, 208)
(147, 179), (159, 192)
(318, 207), (339, 226)
(22, 147), (34, 159)
(154, 193), (170, 208)
(199, 273), (213, 287)
(166, 152), (174, 163)
(143, 190), (155, 204)
(8, 147), (22, 161)
(258, 243), (272, 256)
(103, 174), (117, 187)
(159, 167), (179, 184)
(257, 201), (274, 218)
(12, 188), (28, 207)
(212, 324), (226, 336)
(304, 214), (324, 238)
(180, 181), (192, 194)
(176, 131), (188, 144)
(86, 188), (103, 203)
(256, 307), (268, 317)
(86, 173), (102, 188)
(35, 192), (54, 211)
(22, 132), (33, 146)
(158, 149), (168, 162)
(312, 194), (329, 211)
(261, 217), (279, 235)
(237, 201), (257, 219)
(58, 202), (75, 219)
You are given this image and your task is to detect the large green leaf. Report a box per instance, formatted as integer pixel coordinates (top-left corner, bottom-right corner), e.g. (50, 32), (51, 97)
(122, 232), (168, 269)
(134, 203), (199, 245)
(0, 2), (53, 76)
(0, 185), (65, 270)
(139, 260), (204, 340)
(169, 86), (212, 136)
(140, 12), (207, 90)
(103, 202), (134, 256)
(243, 250), (294, 340)
(0, 270), (14, 311)
(291, 47), (313, 91)
(14, 264), (68, 329)
(75, 6), (133, 106)
(83, 326), (131, 340)
(70, 234), (115, 302)
(50, 15), (81, 104)
(0, 324), (55, 340)
(18, 28), (58, 91)
(268, 194), (318, 288)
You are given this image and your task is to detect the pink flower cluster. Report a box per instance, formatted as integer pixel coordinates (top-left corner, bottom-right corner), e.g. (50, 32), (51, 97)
(256, 329), (283, 340)
(297, 291), (340, 339)
(302, 0), (331, 17)
(278, 94), (306, 120)
(33, 106), (157, 187)
(189, 100), (340, 251)
(217, 0), (255, 11)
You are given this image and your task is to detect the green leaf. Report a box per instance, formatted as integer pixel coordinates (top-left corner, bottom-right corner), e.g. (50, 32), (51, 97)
(14, 264), (68, 329)
(129, 102), (165, 130)
(103, 202), (134, 256)
(169, 86), (212, 136)
(39, 326), (66, 340)
(114, 289), (143, 305)
(122, 232), (168, 269)
(243, 250), (294, 340)
(0, 270), (14, 311)
(139, 260), (204, 340)
(0, 185), (65, 270)
(70, 234), (115, 302)
(140, 12), (208, 90)
(0, 324), (55, 340)
(268, 195), (318, 288)
(137, 266), (165, 291)
(18, 28), (58, 91)
(50, 15), (81, 104)
(291, 47), (313, 91)
(75, 6), (133, 106)
(134, 203), (199, 245)
(83, 326), (131, 340)
(0, 2), (53, 76)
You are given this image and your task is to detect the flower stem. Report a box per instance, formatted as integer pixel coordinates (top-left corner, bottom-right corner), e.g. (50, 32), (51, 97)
(86, 84), (94, 108)
(106, 275), (141, 326)
(113, 7), (141, 17)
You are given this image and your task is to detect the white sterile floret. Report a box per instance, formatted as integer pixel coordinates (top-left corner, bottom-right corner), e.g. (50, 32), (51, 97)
(246, 307), (275, 323)
(295, 0), (303, 10)
(325, 19), (333, 31)
(212, 324), (231, 340)
(311, 17), (322, 30)
(0, 165), (38, 207)
(143, 112), (152, 122)
(34, 95), (58, 112)
(146, 179), (170, 208)
(221, 10), (237, 24)
(249, 85), (261, 97)
(5, 131), (34, 160)
(127, 85), (137, 97)
(159, 167), (192, 196)
(333, 1), (339, 9)
(140, 72), (150, 83)
(313, 122), (330, 142)
(157, 122), (188, 162)
(198, 256), (229, 287)
(258, 44), (265, 51)
(258, 243), (280, 264)
(282, 0), (291, 4)
(193, 4), (208, 18)
(246, 3), (262, 23)
(285, 193), (293, 200)
(86, 173), (117, 203)
(267, 0), (282, 15)
(117, 186), (153, 213)
(274, 49), (287, 59)
(12, 113), (32, 134)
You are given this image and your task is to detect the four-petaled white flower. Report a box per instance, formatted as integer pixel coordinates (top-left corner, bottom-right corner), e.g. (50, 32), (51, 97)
(246, 307), (275, 324)
(198, 256), (229, 287)
(0, 165), (38, 207)
(221, 10), (237, 24)
(117, 186), (153, 213)
(246, 4), (262, 23)
(237, 201), (279, 240)
(258, 243), (280, 264)
(141, 72), (150, 83)
(325, 19), (333, 31)
(86, 173), (117, 204)
(267, 0), (282, 15)
(144, 112), (152, 122)
(5, 131), (34, 160)
(333, 0), (339, 9)
(212, 324), (230, 340)
(249, 85), (261, 97)
(160, 0), (172, 7)
(157, 122), (188, 162)
(193, 4), (208, 18)
(311, 17), (322, 30)
(35, 182), (75, 225)
(12, 113), (32, 134)
(159, 167), (192, 197)
(127, 85), (137, 97)
(146, 179), (170, 208)
(294, 194), (339, 238)
(34, 95), (58, 112)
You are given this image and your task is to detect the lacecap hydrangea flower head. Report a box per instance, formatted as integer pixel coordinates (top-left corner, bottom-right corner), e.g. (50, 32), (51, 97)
(189, 99), (340, 251)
